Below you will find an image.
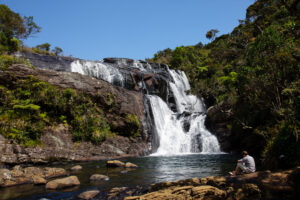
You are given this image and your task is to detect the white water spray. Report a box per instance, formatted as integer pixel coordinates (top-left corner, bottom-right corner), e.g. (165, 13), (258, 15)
(71, 60), (124, 87)
(70, 59), (221, 155)
(150, 69), (221, 155)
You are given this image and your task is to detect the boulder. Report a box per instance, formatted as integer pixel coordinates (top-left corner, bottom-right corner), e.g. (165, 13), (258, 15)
(106, 160), (125, 168)
(234, 184), (261, 200)
(0, 166), (67, 187)
(78, 190), (100, 199)
(45, 176), (80, 190)
(125, 162), (138, 168)
(43, 167), (67, 178)
(32, 175), (47, 185)
(90, 174), (109, 181)
(71, 165), (82, 171)
(24, 167), (43, 177)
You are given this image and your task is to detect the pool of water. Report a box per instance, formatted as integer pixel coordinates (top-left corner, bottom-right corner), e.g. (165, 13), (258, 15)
(0, 153), (238, 200)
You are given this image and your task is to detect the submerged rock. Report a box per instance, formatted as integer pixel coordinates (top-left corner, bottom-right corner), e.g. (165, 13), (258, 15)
(125, 162), (138, 168)
(78, 190), (100, 199)
(71, 165), (82, 171)
(90, 174), (109, 181)
(45, 176), (80, 190)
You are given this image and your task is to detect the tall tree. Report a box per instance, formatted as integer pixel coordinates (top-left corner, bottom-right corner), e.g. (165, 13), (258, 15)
(0, 4), (40, 39)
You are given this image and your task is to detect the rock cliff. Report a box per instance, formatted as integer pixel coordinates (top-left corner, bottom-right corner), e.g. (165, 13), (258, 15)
(0, 64), (149, 164)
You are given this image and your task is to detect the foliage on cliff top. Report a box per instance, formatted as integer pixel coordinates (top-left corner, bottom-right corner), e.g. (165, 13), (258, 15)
(0, 4), (40, 54)
(148, 0), (300, 169)
(0, 73), (113, 146)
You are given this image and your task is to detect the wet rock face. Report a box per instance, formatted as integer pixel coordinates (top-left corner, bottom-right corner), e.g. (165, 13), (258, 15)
(17, 53), (174, 103)
(15, 53), (177, 147)
(205, 105), (233, 152)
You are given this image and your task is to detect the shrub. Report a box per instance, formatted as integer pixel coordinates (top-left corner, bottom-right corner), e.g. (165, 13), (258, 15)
(0, 54), (32, 69)
(125, 114), (141, 137)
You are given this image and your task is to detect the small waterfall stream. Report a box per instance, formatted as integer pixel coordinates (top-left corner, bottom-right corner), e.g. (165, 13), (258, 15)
(70, 59), (221, 155)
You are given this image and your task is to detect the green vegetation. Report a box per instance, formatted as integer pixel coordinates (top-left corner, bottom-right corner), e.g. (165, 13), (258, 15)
(125, 114), (141, 137)
(0, 4), (141, 147)
(0, 54), (32, 69)
(0, 74), (113, 146)
(148, 0), (300, 169)
(0, 4), (40, 54)
(0, 4), (63, 58)
(30, 43), (64, 56)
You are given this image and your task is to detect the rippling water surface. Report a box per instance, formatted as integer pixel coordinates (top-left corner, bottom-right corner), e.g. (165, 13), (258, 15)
(0, 153), (238, 200)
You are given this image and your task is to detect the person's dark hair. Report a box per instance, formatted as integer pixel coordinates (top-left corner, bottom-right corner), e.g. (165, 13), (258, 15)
(242, 151), (248, 156)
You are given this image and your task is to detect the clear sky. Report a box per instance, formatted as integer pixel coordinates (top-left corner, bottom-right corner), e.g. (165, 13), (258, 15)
(1, 0), (254, 60)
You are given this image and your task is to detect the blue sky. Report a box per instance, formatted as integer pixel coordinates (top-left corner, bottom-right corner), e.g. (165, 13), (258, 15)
(1, 0), (254, 60)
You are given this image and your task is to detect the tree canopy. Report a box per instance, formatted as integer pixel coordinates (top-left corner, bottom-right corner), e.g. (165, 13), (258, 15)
(0, 4), (40, 53)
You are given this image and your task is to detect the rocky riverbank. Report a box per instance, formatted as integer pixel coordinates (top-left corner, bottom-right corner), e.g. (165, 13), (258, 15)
(0, 128), (148, 165)
(117, 166), (299, 200)
(0, 158), (299, 199)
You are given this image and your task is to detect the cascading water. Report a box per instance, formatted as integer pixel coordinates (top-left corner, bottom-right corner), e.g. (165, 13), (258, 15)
(70, 58), (221, 155)
(150, 69), (221, 155)
(71, 60), (125, 87)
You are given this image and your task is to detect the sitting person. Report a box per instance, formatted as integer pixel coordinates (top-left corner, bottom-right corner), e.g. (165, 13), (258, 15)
(229, 151), (256, 176)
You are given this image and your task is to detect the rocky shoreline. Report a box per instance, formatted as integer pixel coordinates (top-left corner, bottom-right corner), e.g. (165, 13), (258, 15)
(0, 159), (299, 199)
(0, 130), (148, 166)
(120, 166), (300, 200)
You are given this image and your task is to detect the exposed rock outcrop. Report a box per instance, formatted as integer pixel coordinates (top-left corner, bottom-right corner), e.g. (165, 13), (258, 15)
(122, 167), (300, 200)
(0, 125), (148, 165)
(0, 64), (150, 165)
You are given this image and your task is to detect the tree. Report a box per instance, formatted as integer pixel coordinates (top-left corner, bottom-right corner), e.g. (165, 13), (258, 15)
(206, 29), (219, 41)
(35, 43), (51, 52)
(52, 46), (63, 56)
(0, 4), (40, 53)
(0, 4), (40, 40)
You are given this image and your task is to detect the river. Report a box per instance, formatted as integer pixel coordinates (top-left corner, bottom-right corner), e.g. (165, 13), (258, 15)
(0, 153), (237, 200)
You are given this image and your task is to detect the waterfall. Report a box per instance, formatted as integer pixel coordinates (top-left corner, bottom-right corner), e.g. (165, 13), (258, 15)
(150, 69), (221, 155)
(71, 60), (124, 87)
(69, 58), (221, 155)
